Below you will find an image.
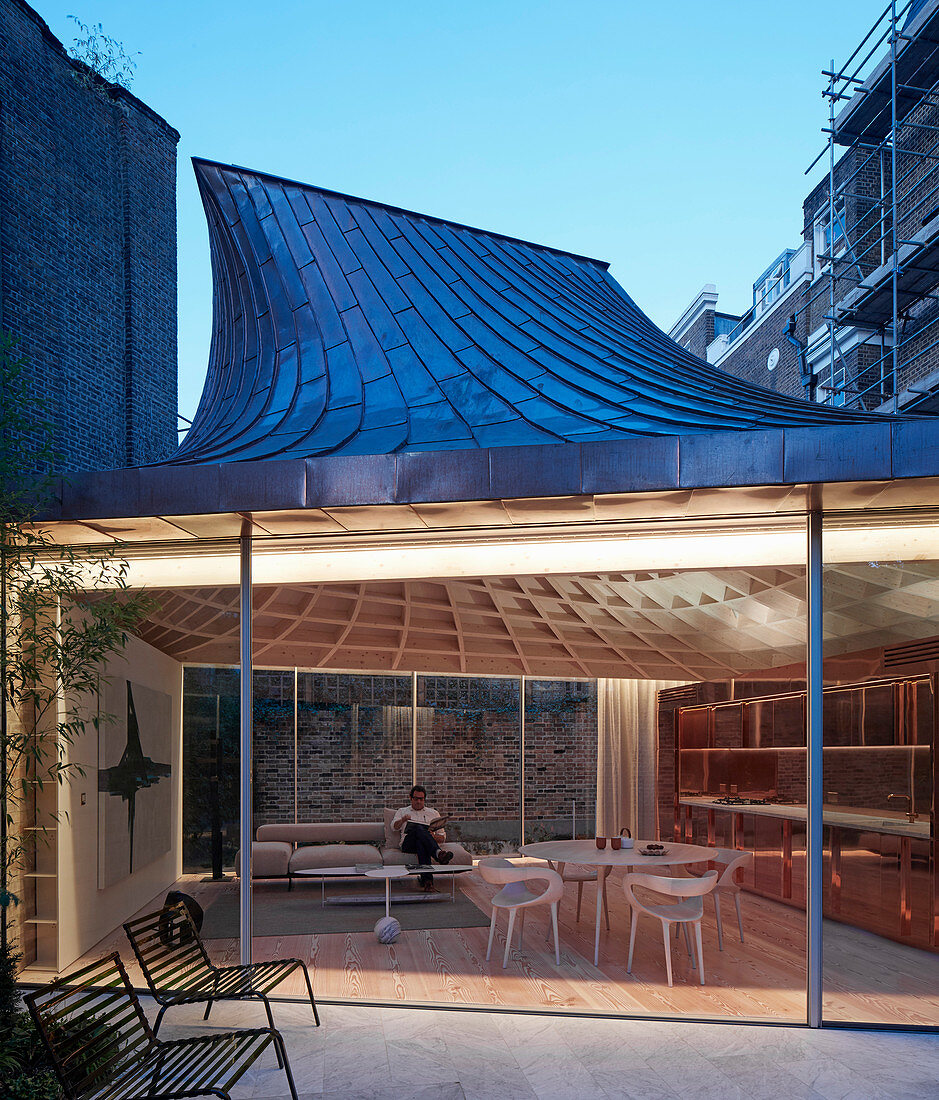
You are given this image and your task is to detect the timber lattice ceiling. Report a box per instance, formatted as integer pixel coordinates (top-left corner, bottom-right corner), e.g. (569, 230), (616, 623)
(131, 560), (939, 679)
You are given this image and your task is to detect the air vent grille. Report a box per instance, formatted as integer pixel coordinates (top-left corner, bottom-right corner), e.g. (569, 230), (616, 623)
(658, 685), (699, 704)
(884, 637), (939, 670)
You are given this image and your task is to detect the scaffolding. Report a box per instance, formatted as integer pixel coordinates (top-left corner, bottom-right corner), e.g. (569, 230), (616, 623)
(803, 0), (939, 412)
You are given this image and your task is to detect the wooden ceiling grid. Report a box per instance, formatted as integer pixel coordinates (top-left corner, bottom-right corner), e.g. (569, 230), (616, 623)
(121, 560), (939, 678)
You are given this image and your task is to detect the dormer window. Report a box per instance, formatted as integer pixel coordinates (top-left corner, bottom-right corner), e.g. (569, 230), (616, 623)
(753, 250), (795, 316)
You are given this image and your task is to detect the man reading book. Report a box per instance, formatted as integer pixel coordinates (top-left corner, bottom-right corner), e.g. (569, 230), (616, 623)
(391, 784), (454, 890)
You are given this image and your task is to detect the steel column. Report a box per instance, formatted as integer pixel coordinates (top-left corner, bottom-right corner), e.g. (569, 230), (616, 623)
(239, 532), (253, 966)
(411, 671), (418, 785)
(520, 676), (526, 846)
(807, 511), (824, 1027)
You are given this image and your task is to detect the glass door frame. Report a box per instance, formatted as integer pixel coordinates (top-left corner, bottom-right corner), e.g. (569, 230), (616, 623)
(233, 511), (933, 1029)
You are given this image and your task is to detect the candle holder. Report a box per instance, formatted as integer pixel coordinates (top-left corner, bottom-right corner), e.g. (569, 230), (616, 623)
(595, 836), (606, 849)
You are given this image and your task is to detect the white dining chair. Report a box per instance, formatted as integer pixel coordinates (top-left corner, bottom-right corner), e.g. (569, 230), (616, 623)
(549, 862), (610, 928)
(709, 849), (753, 950)
(624, 869), (718, 987)
(478, 858), (564, 969)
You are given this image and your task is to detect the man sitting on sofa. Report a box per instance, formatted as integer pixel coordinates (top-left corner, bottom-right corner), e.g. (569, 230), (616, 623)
(392, 784), (454, 891)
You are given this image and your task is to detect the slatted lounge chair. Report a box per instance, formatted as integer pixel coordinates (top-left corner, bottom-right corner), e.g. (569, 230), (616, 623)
(25, 952), (298, 1100)
(123, 901), (320, 1037)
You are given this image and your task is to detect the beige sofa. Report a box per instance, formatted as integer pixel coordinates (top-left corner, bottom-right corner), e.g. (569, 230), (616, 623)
(240, 821), (473, 889)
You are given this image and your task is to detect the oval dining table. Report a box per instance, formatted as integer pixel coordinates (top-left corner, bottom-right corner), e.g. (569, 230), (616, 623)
(518, 839), (715, 965)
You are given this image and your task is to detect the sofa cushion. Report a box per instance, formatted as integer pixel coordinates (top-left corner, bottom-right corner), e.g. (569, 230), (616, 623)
(380, 842), (473, 867)
(440, 842), (473, 866)
(383, 808), (401, 849)
(289, 843), (382, 872)
(381, 847), (418, 867)
(258, 823), (384, 846)
(232, 841), (292, 878)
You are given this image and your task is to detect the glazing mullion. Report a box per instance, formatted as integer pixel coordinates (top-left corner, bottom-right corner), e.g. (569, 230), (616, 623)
(807, 511), (823, 1027)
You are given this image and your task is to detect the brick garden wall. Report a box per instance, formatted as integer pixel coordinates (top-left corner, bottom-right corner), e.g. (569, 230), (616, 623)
(182, 670), (599, 867)
(0, 0), (178, 473)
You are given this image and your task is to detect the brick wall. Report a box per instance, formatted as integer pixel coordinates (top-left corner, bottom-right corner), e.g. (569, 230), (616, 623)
(674, 311), (715, 359)
(182, 670), (599, 867)
(0, 0), (178, 474)
(295, 673), (413, 823)
(711, 285), (812, 398)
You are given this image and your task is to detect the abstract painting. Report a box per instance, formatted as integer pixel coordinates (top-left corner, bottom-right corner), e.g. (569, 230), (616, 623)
(98, 679), (172, 888)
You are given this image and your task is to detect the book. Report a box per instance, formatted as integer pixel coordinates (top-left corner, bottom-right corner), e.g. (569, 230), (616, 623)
(426, 815), (450, 832)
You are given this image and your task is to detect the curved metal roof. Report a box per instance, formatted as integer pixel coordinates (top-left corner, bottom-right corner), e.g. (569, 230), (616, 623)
(169, 159), (886, 465)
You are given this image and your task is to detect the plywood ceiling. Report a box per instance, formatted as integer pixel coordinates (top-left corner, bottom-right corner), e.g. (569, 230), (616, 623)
(130, 561), (939, 679)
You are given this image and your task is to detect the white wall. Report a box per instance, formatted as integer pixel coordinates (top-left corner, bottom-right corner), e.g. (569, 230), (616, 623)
(57, 634), (183, 969)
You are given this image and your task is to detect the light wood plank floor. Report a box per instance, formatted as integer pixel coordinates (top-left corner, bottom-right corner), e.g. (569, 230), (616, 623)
(41, 868), (939, 1028)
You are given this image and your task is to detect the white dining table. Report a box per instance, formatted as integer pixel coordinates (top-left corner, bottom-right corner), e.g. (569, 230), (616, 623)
(519, 839), (715, 965)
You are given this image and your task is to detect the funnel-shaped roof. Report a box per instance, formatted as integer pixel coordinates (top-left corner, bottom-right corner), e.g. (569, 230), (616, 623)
(170, 159), (884, 465)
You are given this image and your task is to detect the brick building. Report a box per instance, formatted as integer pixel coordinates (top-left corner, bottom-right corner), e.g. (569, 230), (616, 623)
(670, 0), (939, 415)
(0, 0), (179, 473)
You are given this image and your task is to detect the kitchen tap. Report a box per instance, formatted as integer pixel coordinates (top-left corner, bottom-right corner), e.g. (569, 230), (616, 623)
(887, 793), (916, 822)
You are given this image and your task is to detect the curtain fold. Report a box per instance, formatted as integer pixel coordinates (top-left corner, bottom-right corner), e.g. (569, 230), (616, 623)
(596, 679), (685, 840)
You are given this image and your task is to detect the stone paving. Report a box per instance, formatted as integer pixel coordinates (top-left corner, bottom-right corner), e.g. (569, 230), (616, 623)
(154, 997), (939, 1100)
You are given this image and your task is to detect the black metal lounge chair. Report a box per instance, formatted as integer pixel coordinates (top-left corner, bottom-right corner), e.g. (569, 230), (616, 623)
(25, 952), (298, 1100)
(123, 901), (320, 1037)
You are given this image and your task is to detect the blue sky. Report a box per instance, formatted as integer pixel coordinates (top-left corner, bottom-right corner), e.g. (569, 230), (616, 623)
(39, 1), (882, 423)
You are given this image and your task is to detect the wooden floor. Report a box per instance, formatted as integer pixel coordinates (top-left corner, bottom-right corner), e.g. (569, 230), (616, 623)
(44, 868), (939, 1028)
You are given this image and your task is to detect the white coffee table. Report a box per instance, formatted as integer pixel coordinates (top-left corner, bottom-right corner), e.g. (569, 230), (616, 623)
(294, 863), (473, 909)
(364, 865), (409, 916)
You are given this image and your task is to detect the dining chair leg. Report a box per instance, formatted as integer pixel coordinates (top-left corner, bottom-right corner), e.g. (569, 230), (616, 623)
(694, 921), (705, 985)
(713, 892), (724, 952)
(576, 881), (583, 922)
(550, 902), (560, 965)
(486, 909), (498, 962)
(626, 908), (639, 973)
(734, 892), (745, 942)
(503, 908), (517, 969)
(661, 920), (673, 987)
(601, 871), (610, 931)
(518, 908), (526, 948)
(682, 920), (695, 966)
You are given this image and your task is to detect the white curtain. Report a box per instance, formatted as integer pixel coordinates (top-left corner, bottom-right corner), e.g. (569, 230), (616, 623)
(596, 679), (685, 840)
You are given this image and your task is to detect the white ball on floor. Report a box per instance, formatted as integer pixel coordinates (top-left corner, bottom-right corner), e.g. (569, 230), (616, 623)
(374, 916), (400, 943)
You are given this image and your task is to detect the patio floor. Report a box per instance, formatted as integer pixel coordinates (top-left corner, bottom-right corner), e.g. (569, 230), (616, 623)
(151, 995), (939, 1099)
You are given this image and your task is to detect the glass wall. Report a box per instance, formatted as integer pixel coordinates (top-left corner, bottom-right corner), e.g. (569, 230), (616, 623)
(416, 675), (521, 853)
(822, 519), (939, 1025)
(524, 678), (597, 843)
(46, 510), (939, 1029)
(295, 673), (412, 821)
(182, 667), (240, 873)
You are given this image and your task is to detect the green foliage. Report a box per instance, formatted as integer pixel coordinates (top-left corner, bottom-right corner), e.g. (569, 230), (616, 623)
(66, 16), (138, 91)
(1, 332), (157, 951)
(0, 1005), (62, 1099)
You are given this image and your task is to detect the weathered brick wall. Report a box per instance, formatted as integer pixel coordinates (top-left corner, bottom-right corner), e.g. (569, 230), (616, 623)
(891, 97), (939, 400)
(674, 311), (714, 359)
(0, 0), (178, 474)
(295, 673), (413, 823)
(523, 679), (597, 841)
(185, 670), (599, 862)
(712, 284), (812, 399)
(252, 670), (295, 826)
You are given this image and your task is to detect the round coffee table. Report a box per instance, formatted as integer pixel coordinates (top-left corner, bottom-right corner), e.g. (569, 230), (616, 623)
(363, 865), (410, 916)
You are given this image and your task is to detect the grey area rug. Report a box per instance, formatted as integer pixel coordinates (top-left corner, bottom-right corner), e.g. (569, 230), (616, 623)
(201, 879), (490, 938)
